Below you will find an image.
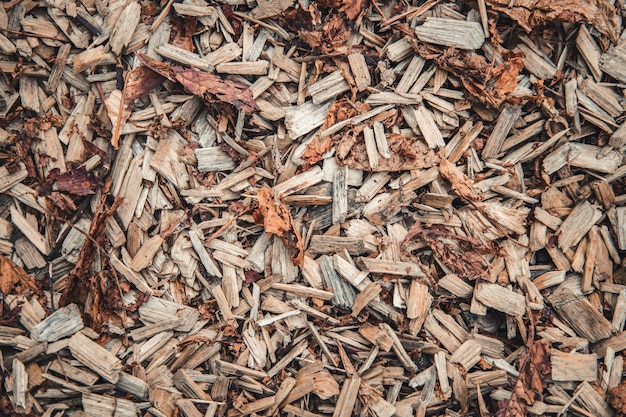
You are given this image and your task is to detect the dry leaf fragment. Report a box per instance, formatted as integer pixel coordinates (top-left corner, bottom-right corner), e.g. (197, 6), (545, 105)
(485, 0), (619, 42)
(105, 89), (131, 148)
(338, 133), (439, 172)
(254, 187), (304, 265)
(497, 339), (551, 417)
(137, 53), (258, 113)
(0, 255), (39, 295)
(404, 224), (493, 280)
(48, 166), (100, 196)
(123, 66), (166, 104)
(174, 68), (258, 113)
(439, 156), (483, 202)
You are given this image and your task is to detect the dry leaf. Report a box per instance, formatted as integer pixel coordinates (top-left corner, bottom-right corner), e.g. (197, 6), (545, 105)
(414, 41), (524, 108)
(0, 255), (38, 295)
(439, 156), (484, 202)
(485, 0), (619, 42)
(254, 187), (304, 265)
(338, 133), (439, 172)
(174, 68), (258, 113)
(124, 66), (166, 104)
(404, 223), (493, 280)
(170, 16), (197, 51)
(255, 186), (291, 237)
(105, 66), (165, 148)
(48, 166), (100, 196)
(498, 339), (550, 417)
(137, 53), (258, 113)
(104, 89), (131, 148)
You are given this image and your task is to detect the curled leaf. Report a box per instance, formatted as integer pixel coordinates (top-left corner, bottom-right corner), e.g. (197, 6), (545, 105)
(439, 156), (483, 202)
(254, 186), (304, 265)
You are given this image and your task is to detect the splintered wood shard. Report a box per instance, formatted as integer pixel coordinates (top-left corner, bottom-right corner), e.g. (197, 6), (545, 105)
(415, 18), (485, 50)
(2, 0), (626, 415)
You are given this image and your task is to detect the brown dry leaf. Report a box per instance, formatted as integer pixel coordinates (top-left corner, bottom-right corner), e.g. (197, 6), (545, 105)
(415, 42), (524, 108)
(49, 166), (100, 196)
(170, 16), (197, 51)
(60, 191), (124, 307)
(106, 66), (165, 148)
(482, 57), (525, 108)
(404, 224), (493, 280)
(338, 133), (439, 172)
(105, 89), (131, 148)
(254, 187), (304, 265)
(174, 68), (258, 113)
(302, 135), (334, 166)
(497, 339), (550, 417)
(136, 52), (178, 81)
(137, 52), (258, 113)
(124, 66), (166, 104)
(0, 255), (39, 295)
(439, 156), (484, 202)
(485, 0), (619, 42)
(301, 14), (350, 53)
(255, 186), (291, 237)
(341, 0), (366, 21)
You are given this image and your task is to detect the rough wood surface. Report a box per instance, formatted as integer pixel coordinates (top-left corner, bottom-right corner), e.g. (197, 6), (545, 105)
(1, 0), (626, 416)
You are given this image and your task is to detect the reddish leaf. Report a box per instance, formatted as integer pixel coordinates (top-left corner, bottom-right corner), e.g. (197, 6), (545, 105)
(49, 166), (100, 196)
(124, 66), (166, 103)
(497, 339), (551, 417)
(136, 52), (178, 82)
(170, 16), (197, 52)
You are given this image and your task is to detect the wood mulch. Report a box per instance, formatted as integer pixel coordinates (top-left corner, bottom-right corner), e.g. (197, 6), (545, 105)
(2, 0), (626, 416)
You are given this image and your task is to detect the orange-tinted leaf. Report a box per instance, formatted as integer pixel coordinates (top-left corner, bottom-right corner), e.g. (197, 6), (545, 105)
(0, 255), (38, 295)
(256, 186), (291, 237)
(254, 187), (304, 265)
(439, 156), (484, 202)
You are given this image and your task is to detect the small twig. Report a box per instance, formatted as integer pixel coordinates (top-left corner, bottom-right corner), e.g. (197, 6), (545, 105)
(0, 27), (68, 42)
(380, 0), (441, 27)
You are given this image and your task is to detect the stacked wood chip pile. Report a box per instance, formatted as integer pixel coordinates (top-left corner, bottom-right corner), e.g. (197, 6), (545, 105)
(5, 0), (626, 415)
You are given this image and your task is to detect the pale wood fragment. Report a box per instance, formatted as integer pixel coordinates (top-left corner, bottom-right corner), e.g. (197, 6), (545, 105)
(69, 333), (122, 384)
